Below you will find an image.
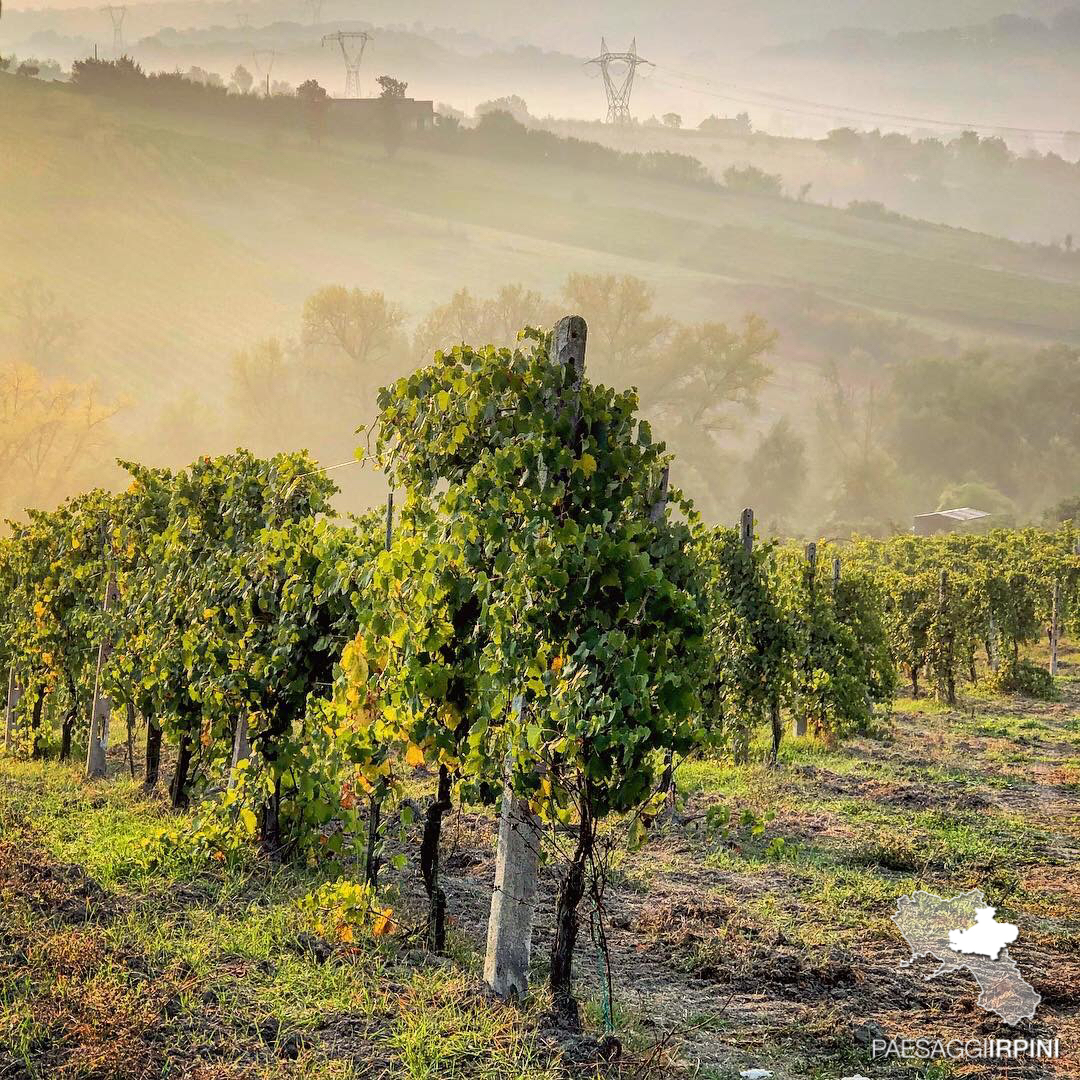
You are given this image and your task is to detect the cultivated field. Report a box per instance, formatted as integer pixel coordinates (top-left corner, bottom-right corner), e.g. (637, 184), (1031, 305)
(4, 75), (1080, 412)
(2, 664), (1077, 1079)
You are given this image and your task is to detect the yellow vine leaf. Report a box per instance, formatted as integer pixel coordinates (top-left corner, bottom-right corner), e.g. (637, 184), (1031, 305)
(576, 453), (597, 477)
(405, 743), (425, 767)
(373, 907), (394, 936)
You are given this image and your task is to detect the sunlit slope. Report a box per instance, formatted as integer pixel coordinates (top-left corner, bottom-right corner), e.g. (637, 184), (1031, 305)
(3, 76), (1080, 409)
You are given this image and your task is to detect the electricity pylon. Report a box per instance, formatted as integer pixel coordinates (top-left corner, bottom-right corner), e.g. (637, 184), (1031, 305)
(321, 30), (371, 98)
(305, 0), (323, 24)
(101, 5), (126, 59)
(252, 49), (275, 96)
(585, 37), (652, 124)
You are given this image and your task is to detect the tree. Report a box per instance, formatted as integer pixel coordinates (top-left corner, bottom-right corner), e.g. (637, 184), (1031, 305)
(662, 316), (775, 430)
(475, 95), (529, 123)
(822, 127), (864, 160)
(228, 338), (302, 452)
(723, 164), (784, 197)
(230, 65), (254, 94)
(413, 284), (558, 358)
(301, 286), (407, 371)
(560, 273), (672, 384)
(816, 365), (902, 535)
(70, 56), (145, 93)
(297, 79), (329, 142)
(1044, 495), (1080, 526)
(0, 363), (120, 521)
(743, 417), (808, 529)
(662, 112), (682, 129)
(0, 280), (82, 372)
(376, 75), (407, 99)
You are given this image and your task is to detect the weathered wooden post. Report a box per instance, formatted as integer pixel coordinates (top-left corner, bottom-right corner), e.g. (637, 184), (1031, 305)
(364, 491), (394, 889)
(739, 507), (754, 555)
(484, 315), (585, 1000)
(794, 542), (816, 737)
(1050, 579), (1061, 676)
(228, 713), (251, 786)
(86, 570), (118, 779)
(145, 717), (163, 788)
(125, 702), (137, 778)
(5, 664), (21, 755)
(832, 556), (842, 594)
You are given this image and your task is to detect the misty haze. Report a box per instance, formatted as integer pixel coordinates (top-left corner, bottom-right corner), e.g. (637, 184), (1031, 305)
(1, 2), (1078, 1078)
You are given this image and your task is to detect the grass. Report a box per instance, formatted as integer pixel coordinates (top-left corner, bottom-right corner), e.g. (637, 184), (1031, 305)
(0, 762), (560, 1080)
(2, 679), (1078, 1078)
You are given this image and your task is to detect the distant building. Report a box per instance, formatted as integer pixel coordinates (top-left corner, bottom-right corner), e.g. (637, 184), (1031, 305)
(913, 507), (991, 536)
(698, 112), (752, 136)
(328, 97), (435, 133)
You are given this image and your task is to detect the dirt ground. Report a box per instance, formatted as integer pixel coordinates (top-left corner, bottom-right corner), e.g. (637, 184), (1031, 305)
(420, 682), (1080, 1078)
(1, 677), (1077, 1080)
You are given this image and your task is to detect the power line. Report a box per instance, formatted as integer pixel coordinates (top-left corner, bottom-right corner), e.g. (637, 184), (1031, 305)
(655, 66), (1080, 139)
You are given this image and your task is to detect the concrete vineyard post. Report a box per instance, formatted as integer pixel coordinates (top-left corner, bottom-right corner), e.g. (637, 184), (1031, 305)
(364, 491), (394, 889)
(832, 556), (841, 594)
(1050, 579), (1061, 676)
(484, 315), (585, 1000)
(938, 569), (956, 705)
(229, 715), (251, 787)
(86, 571), (119, 779)
(649, 467), (670, 525)
(5, 664), (20, 755)
(484, 755), (544, 999)
(795, 542), (816, 738)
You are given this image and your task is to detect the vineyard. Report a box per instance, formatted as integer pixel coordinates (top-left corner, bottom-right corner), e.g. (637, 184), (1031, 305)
(1, 319), (1078, 1079)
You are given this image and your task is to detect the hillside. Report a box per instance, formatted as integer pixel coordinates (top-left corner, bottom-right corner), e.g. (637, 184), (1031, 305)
(4, 76), (1080, 396)
(4, 73), (1080, 523)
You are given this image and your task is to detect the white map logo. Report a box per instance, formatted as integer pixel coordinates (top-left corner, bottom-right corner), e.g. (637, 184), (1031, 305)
(892, 889), (1040, 1025)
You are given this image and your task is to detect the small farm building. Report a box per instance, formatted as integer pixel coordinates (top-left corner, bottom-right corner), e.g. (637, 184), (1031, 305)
(913, 507), (991, 536)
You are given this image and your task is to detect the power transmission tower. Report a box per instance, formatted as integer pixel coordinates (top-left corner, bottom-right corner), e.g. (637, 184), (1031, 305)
(252, 49), (275, 96)
(585, 37), (652, 124)
(101, 4), (126, 59)
(305, 0), (323, 24)
(321, 30), (371, 98)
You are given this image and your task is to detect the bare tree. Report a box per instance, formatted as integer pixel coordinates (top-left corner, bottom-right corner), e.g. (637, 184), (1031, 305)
(0, 280), (82, 371)
(0, 363), (120, 516)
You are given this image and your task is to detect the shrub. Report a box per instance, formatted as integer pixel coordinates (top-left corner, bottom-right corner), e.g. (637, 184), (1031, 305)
(985, 657), (1057, 699)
